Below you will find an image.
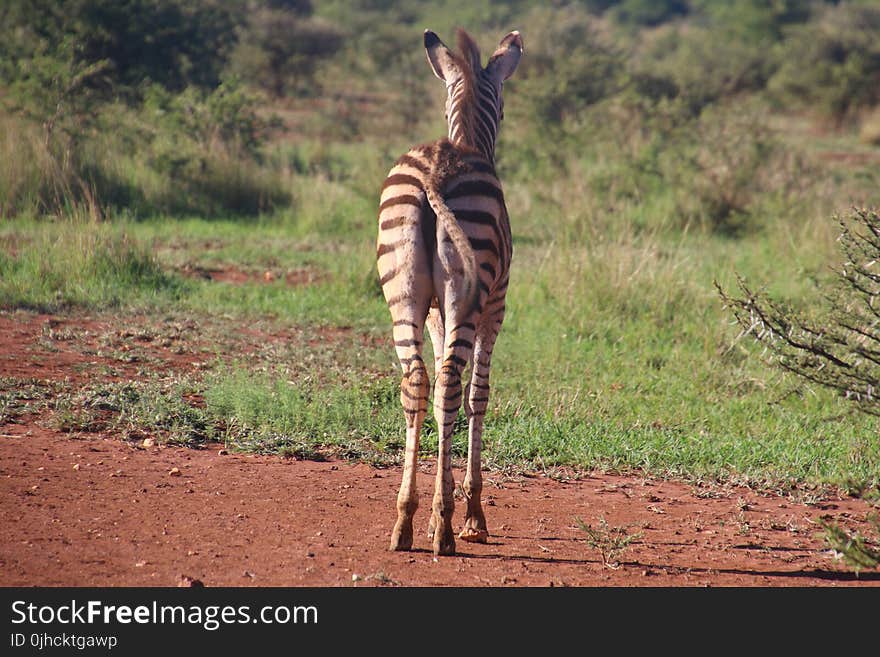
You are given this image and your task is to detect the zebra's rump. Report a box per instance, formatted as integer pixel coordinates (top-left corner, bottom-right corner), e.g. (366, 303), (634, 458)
(376, 138), (512, 304)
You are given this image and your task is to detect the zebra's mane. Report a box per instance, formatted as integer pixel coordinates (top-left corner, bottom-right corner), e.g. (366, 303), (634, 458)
(448, 28), (482, 152)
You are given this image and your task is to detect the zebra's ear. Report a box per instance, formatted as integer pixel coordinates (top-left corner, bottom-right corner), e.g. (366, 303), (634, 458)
(424, 30), (462, 83)
(486, 31), (523, 82)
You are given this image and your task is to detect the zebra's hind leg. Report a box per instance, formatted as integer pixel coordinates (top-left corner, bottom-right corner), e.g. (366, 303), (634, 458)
(387, 290), (432, 552)
(458, 322), (500, 544)
(424, 302), (444, 542)
(430, 360), (460, 556)
(390, 355), (429, 552)
(430, 319), (476, 556)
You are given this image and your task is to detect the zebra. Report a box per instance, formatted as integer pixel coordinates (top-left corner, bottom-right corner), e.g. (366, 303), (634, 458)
(376, 28), (522, 556)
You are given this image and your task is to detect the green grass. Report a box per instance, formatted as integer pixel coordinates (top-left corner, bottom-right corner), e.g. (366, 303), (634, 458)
(2, 200), (879, 493)
(203, 367), (404, 461)
(0, 218), (188, 311)
(0, 215), (386, 327)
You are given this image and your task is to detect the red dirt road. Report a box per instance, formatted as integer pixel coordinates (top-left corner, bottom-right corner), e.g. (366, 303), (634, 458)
(1, 311), (878, 587)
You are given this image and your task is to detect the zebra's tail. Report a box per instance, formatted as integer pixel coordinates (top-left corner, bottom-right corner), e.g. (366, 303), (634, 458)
(423, 182), (480, 315)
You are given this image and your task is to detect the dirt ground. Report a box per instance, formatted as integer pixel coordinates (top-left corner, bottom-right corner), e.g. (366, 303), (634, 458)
(1, 311), (878, 587)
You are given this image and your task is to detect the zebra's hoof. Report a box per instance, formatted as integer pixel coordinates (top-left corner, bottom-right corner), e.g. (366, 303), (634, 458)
(433, 526), (456, 556)
(458, 527), (489, 543)
(390, 524), (413, 552)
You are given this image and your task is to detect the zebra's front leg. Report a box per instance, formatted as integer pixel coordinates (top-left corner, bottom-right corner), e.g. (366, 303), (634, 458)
(459, 333), (497, 543)
(390, 356), (429, 551)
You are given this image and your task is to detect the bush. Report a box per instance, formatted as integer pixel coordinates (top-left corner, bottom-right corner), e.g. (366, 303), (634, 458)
(660, 103), (791, 234)
(859, 106), (880, 146)
(718, 208), (880, 414)
(692, 0), (814, 43)
(0, 0), (237, 99)
(514, 8), (626, 125)
(611, 0), (689, 27)
(0, 77), (290, 219)
(633, 26), (776, 117)
(228, 3), (343, 98)
(769, 2), (880, 119)
(0, 0), (291, 219)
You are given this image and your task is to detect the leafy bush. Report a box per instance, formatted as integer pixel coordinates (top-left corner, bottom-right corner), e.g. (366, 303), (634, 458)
(660, 103), (797, 234)
(692, 0), (814, 43)
(610, 0), (689, 27)
(0, 0), (290, 219)
(633, 25), (775, 118)
(228, 2), (343, 98)
(769, 2), (880, 119)
(514, 8), (626, 124)
(0, 0), (237, 95)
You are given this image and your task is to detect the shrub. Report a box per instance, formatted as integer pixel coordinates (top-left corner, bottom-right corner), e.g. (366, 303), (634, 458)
(769, 3), (880, 120)
(718, 208), (880, 414)
(661, 103), (789, 234)
(610, 0), (689, 28)
(859, 106), (880, 146)
(0, 0), (237, 99)
(514, 7), (626, 125)
(227, 3), (343, 98)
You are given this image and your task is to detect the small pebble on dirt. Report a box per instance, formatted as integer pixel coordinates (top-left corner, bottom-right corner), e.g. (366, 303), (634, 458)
(168, 467), (181, 477)
(217, 449), (228, 456)
(72, 464), (80, 471)
(142, 438), (155, 448)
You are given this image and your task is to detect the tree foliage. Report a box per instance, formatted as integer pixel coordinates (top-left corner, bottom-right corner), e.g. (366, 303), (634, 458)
(228, 2), (343, 98)
(0, 0), (237, 96)
(0, 0), (238, 142)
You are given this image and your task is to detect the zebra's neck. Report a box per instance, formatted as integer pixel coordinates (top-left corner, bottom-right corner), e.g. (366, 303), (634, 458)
(447, 73), (498, 161)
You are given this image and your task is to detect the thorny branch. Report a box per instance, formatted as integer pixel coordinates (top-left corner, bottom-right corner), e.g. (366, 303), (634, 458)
(716, 208), (880, 415)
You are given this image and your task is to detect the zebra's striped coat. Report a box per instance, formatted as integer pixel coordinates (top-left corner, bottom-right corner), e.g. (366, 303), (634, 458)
(378, 29), (522, 556)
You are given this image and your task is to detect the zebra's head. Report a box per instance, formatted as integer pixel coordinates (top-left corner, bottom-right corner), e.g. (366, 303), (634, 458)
(424, 28), (523, 160)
